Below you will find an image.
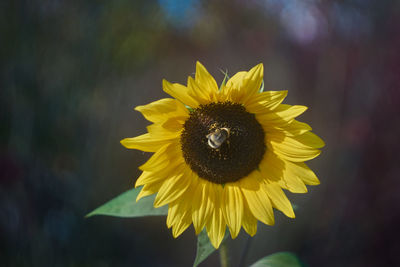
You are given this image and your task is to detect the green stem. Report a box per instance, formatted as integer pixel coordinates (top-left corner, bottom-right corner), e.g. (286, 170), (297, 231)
(238, 235), (252, 267)
(219, 241), (230, 267)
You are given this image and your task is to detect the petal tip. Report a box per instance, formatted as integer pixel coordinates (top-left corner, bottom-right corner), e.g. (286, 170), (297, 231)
(196, 61), (205, 69)
(120, 138), (128, 148)
(319, 138), (326, 148)
(162, 79), (172, 90)
(253, 63), (264, 76)
(134, 180), (142, 188)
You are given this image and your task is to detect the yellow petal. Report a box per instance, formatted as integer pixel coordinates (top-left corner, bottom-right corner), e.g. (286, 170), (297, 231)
(245, 90), (288, 113)
(259, 151), (307, 193)
(195, 61), (219, 97)
(264, 120), (312, 136)
(285, 161), (320, 185)
(206, 203), (226, 249)
(192, 179), (214, 234)
(226, 65), (262, 94)
(238, 171), (261, 190)
(206, 185), (226, 249)
(161, 116), (187, 132)
(172, 212), (192, 238)
(136, 161), (184, 188)
(120, 133), (174, 152)
(154, 167), (190, 208)
(240, 63), (264, 102)
(171, 198), (192, 238)
(267, 133), (321, 162)
(225, 64), (264, 103)
(135, 98), (188, 123)
(242, 199), (258, 236)
(268, 131), (324, 153)
(187, 76), (212, 105)
(225, 71), (246, 90)
(282, 120), (312, 136)
(222, 184), (243, 239)
(139, 143), (181, 171)
(263, 182), (295, 218)
(135, 170), (173, 188)
(257, 104), (308, 127)
(162, 79), (199, 108)
(258, 153), (282, 182)
(220, 76), (243, 103)
(138, 143), (169, 170)
(166, 201), (179, 229)
(136, 181), (163, 201)
(147, 123), (181, 139)
(292, 131), (325, 148)
(167, 182), (197, 233)
(279, 173), (308, 193)
(240, 172), (274, 226)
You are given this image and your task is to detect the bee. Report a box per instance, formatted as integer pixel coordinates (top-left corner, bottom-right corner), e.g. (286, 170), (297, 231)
(206, 127), (230, 149)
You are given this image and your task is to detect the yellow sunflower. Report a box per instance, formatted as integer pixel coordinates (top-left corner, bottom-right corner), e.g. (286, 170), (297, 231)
(121, 62), (324, 249)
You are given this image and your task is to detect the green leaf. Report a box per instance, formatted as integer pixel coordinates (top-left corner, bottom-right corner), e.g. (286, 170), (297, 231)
(219, 69), (229, 90)
(259, 80), (265, 93)
(86, 187), (168, 218)
(250, 252), (302, 267)
(193, 228), (229, 267)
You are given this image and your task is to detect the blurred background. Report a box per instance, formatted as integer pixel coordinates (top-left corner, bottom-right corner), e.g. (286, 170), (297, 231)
(1, 0), (399, 266)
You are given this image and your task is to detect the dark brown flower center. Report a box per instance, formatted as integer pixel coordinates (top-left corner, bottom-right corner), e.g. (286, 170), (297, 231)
(180, 102), (266, 184)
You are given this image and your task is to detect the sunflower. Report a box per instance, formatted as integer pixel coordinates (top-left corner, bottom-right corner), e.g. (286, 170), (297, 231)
(121, 62), (324, 249)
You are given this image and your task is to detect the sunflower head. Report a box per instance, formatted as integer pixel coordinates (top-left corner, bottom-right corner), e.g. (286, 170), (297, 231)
(181, 101), (266, 184)
(121, 62), (325, 248)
